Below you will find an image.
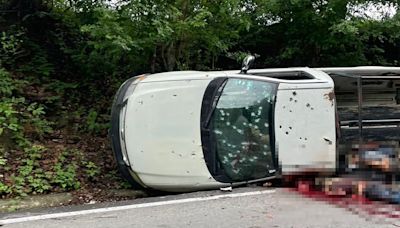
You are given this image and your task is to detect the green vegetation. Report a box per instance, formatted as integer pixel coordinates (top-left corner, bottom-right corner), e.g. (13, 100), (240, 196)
(0, 0), (399, 198)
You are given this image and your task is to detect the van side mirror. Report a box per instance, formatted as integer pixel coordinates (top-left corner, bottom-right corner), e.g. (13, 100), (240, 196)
(240, 55), (255, 74)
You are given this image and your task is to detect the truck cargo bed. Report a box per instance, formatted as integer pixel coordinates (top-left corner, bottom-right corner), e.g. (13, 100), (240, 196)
(326, 69), (400, 175)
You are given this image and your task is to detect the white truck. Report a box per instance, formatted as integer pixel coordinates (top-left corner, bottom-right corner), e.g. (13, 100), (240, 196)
(110, 58), (400, 192)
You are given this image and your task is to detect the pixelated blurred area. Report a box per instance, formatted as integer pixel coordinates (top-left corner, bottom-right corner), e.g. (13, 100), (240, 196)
(333, 141), (399, 202)
(280, 73), (400, 218)
(281, 141), (400, 219)
(279, 71), (400, 215)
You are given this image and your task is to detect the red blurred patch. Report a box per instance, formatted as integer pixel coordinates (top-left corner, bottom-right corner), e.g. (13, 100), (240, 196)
(288, 177), (400, 219)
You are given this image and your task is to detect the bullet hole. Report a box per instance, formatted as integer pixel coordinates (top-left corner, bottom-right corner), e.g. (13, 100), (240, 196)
(186, 171), (190, 173)
(293, 91), (297, 96)
(305, 138), (308, 140)
(173, 94), (177, 97)
(289, 98), (293, 101)
(289, 126), (292, 130)
(283, 106), (286, 109)
(140, 150), (144, 153)
(179, 154), (183, 157)
(285, 132), (289, 135)
(279, 125), (282, 128)
(171, 150), (175, 154)
(299, 137), (302, 139)
(295, 100), (297, 103)
(289, 110), (292, 112)
(311, 107), (314, 110)
(306, 103), (310, 107)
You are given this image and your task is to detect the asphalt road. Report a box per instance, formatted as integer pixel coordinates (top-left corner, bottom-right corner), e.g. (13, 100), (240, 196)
(1, 187), (399, 228)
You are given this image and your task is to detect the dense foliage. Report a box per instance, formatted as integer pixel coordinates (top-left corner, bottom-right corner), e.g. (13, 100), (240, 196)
(0, 0), (399, 198)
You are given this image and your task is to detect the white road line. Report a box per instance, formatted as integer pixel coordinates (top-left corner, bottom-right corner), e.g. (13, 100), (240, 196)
(0, 189), (275, 225)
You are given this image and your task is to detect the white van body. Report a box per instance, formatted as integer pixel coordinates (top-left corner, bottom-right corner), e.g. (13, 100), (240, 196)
(111, 67), (342, 192)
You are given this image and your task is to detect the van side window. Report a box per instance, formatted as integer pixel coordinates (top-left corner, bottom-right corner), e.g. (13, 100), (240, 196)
(211, 79), (276, 181)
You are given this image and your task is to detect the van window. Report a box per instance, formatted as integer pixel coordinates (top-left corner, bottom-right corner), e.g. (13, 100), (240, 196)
(210, 78), (276, 181)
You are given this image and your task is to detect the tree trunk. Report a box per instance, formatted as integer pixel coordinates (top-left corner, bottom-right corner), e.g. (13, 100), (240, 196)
(151, 46), (157, 73)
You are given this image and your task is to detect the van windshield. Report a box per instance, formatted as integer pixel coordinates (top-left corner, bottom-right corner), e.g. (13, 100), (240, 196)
(210, 78), (277, 181)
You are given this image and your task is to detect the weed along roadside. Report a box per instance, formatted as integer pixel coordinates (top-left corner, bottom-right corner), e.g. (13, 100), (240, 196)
(0, 193), (73, 213)
(0, 123), (148, 211)
(0, 189), (148, 213)
(0, 70), (144, 209)
(0, 69), (144, 210)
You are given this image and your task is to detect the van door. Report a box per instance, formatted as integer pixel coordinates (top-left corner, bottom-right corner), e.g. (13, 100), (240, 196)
(201, 77), (278, 182)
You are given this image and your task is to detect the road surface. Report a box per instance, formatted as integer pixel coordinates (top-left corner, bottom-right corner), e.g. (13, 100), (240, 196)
(1, 187), (399, 228)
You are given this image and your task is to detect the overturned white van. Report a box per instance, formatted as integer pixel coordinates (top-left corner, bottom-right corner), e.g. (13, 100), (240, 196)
(110, 61), (400, 192)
